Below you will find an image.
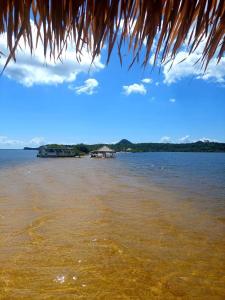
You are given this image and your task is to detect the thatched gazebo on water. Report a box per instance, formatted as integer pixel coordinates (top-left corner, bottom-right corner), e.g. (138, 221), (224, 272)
(90, 146), (116, 158)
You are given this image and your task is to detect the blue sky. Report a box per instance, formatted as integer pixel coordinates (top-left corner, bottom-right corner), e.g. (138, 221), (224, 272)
(0, 29), (225, 148)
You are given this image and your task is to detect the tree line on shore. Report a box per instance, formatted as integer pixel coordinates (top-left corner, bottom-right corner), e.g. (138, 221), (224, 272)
(24, 139), (225, 155)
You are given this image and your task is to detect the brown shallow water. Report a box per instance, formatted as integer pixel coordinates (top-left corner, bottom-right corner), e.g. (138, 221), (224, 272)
(0, 157), (225, 299)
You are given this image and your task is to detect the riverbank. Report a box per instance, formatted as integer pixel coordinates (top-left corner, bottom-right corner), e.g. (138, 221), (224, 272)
(0, 157), (224, 299)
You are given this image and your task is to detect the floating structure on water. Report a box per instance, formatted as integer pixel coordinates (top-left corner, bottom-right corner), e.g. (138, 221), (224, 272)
(90, 146), (116, 158)
(37, 145), (116, 158)
(37, 146), (80, 158)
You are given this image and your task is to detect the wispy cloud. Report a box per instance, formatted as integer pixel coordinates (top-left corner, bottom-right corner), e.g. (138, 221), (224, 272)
(199, 137), (218, 142)
(165, 39), (224, 85)
(179, 135), (191, 143)
(69, 78), (99, 95)
(29, 137), (46, 146)
(163, 52), (225, 85)
(169, 98), (176, 103)
(160, 136), (171, 143)
(0, 135), (24, 147)
(149, 37), (225, 85)
(0, 135), (45, 148)
(141, 78), (152, 84)
(123, 83), (147, 95)
(0, 22), (104, 87)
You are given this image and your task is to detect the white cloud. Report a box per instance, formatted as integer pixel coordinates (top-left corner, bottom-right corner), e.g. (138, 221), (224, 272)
(163, 52), (225, 85)
(169, 98), (176, 103)
(69, 78), (99, 95)
(123, 83), (147, 95)
(155, 82), (160, 86)
(0, 135), (45, 148)
(179, 135), (191, 143)
(160, 136), (171, 143)
(28, 137), (45, 146)
(0, 135), (24, 147)
(141, 78), (152, 84)
(0, 22), (104, 87)
(149, 37), (225, 85)
(199, 137), (217, 143)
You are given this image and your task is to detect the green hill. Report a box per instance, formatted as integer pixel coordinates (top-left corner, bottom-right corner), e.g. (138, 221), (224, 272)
(24, 140), (225, 153)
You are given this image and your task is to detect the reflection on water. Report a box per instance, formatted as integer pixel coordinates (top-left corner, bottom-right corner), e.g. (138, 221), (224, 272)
(0, 155), (225, 299)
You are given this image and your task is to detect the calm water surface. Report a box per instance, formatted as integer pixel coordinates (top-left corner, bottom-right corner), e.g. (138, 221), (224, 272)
(118, 152), (225, 211)
(0, 149), (38, 169)
(0, 150), (225, 298)
(1, 150), (224, 198)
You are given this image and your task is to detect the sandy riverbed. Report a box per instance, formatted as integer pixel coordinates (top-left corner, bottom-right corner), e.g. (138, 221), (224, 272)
(0, 157), (225, 299)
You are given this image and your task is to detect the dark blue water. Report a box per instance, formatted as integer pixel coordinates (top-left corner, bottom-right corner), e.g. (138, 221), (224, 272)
(0, 149), (38, 169)
(117, 152), (225, 204)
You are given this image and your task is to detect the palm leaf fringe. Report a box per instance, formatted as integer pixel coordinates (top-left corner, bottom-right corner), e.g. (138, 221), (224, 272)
(0, 0), (224, 71)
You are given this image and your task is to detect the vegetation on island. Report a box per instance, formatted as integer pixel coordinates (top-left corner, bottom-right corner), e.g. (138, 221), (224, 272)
(25, 139), (225, 153)
(43, 144), (89, 156)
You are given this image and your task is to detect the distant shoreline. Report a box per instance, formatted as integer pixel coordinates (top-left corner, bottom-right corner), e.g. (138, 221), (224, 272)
(23, 139), (225, 153)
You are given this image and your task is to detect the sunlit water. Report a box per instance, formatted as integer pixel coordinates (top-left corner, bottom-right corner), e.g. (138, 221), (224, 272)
(0, 150), (225, 299)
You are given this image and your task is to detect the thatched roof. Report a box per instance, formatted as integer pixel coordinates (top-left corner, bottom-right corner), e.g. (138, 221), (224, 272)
(0, 0), (224, 72)
(92, 146), (115, 153)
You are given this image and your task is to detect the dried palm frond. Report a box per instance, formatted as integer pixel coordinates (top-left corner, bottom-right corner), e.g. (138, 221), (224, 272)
(0, 0), (224, 72)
